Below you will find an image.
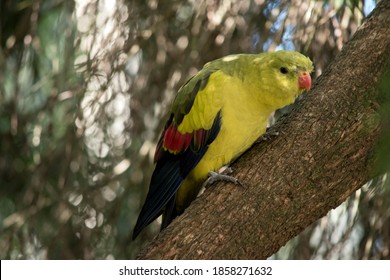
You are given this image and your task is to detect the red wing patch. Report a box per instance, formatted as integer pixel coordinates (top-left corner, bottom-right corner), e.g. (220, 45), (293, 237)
(163, 124), (192, 154)
(154, 119), (211, 162)
(154, 111), (221, 164)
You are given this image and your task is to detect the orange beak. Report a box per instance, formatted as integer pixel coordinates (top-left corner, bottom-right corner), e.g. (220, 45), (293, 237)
(298, 72), (312, 91)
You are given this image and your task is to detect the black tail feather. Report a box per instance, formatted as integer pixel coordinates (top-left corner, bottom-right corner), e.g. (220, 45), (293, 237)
(132, 111), (221, 240)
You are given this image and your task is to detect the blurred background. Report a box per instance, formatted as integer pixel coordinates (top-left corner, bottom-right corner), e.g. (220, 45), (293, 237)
(1, 0), (389, 259)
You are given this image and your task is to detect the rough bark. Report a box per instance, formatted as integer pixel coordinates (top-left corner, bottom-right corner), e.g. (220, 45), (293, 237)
(137, 0), (390, 260)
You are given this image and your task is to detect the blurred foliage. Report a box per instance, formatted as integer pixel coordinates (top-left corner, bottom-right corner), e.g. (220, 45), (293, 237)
(0, 0), (388, 259)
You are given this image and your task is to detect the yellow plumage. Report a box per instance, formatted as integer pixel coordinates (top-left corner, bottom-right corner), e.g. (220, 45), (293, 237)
(176, 70), (272, 210)
(133, 50), (313, 239)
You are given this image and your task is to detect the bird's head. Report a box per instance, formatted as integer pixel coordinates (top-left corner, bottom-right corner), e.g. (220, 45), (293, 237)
(251, 50), (314, 108)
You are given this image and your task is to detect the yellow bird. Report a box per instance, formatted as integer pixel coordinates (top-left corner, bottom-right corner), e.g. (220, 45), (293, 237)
(133, 50), (313, 239)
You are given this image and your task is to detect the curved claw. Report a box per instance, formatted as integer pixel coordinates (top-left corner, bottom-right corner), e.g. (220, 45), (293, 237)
(202, 170), (245, 189)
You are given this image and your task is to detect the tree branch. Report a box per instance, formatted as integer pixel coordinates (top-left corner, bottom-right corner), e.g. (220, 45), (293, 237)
(137, 0), (390, 259)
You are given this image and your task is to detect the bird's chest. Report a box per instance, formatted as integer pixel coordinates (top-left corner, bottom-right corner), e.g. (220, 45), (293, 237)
(222, 105), (268, 154)
(202, 100), (270, 170)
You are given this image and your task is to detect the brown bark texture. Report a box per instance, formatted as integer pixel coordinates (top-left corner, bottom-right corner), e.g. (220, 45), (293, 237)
(137, 0), (390, 259)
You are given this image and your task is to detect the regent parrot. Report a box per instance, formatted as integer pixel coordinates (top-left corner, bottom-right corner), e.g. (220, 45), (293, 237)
(133, 50), (313, 239)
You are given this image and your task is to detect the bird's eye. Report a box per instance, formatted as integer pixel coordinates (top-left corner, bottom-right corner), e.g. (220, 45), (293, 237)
(280, 67), (289, 74)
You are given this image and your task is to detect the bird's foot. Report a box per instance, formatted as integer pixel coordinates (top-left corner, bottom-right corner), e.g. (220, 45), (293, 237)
(256, 130), (280, 143)
(202, 169), (245, 189)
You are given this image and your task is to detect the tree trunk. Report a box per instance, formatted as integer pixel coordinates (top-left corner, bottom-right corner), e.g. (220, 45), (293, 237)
(137, 0), (390, 260)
